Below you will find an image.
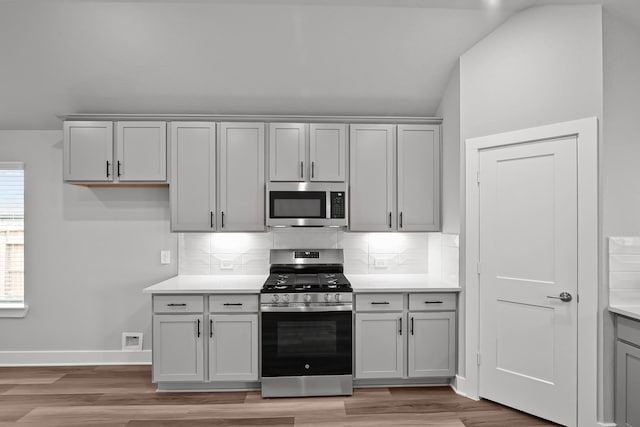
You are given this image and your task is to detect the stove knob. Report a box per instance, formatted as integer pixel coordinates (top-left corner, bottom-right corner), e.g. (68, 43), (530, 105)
(304, 294), (312, 302)
(282, 294), (290, 302)
(271, 294), (279, 302)
(325, 293), (331, 302)
(335, 294), (341, 302)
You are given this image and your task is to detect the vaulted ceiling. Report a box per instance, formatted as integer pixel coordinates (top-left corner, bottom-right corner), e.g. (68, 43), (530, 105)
(0, 0), (635, 130)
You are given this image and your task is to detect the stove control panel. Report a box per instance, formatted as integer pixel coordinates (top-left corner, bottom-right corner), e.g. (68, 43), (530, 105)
(260, 292), (353, 306)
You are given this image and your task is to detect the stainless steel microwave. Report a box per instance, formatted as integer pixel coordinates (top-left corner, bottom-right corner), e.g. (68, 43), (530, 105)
(266, 182), (348, 227)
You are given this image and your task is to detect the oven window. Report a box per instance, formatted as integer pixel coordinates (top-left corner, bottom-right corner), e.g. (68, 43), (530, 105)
(270, 191), (326, 218)
(278, 321), (336, 356)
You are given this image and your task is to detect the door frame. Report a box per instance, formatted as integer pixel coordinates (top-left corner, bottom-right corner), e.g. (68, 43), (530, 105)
(464, 117), (598, 426)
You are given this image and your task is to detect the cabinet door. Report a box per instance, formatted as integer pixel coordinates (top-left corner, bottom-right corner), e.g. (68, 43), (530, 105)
(169, 122), (216, 231)
(208, 314), (258, 382)
(349, 124), (395, 231)
(152, 314), (204, 382)
(355, 312), (404, 379)
(219, 122), (265, 232)
(408, 311), (455, 377)
(63, 121), (113, 182)
(309, 123), (346, 182)
(617, 340), (640, 427)
(397, 125), (440, 231)
(269, 123), (306, 181)
(115, 122), (167, 182)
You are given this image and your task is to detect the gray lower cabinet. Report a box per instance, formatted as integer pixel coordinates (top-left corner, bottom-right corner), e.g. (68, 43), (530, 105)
(617, 315), (640, 427)
(152, 313), (204, 382)
(152, 294), (259, 385)
(355, 312), (404, 379)
(354, 292), (457, 380)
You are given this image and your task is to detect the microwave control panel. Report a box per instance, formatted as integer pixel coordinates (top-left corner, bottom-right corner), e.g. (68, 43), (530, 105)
(330, 192), (346, 219)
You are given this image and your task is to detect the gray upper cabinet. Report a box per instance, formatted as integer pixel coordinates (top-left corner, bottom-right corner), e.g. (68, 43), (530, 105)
(63, 121), (114, 182)
(115, 121), (167, 182)
(397, 124), (441, 231)
(309, 124), (346, 182)
(269, 123), (306, 181)
(349, 124), (396, 231)
(170, 122), (217, 232)
(218, 122), (265, 232)
(350, 124), (441, 232)
(63, 120), (167, 183)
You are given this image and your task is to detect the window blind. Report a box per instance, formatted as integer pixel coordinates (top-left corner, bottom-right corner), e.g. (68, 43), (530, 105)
(0, 163), (24, 305)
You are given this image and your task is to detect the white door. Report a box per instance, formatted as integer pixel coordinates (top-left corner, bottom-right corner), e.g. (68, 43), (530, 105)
(115, 121), (167, 182)
(478, 137), (578, 426)
(208, 314), (259, 382)
(219, 122), (265, 232)
(309, 123), (346, 182)
(269, 123), (306, 181)
(349, 124), (395, 231)
(397, 124), (440, 231)
(169, 122), (216, 231)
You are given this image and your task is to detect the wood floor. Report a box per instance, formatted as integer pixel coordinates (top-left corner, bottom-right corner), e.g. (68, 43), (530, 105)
(0, 365), (559, 426)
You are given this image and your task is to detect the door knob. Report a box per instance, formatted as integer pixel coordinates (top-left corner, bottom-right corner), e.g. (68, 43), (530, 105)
(546, 292), (572, 302)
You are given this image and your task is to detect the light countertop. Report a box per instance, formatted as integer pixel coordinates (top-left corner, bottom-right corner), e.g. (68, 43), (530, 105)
(608, 289), (640, 321)
(143, 274), (460, 294)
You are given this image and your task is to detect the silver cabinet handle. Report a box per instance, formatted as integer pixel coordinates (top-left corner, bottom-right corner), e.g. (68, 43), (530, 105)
(547, 292), (572, 302)
(300, 161), (304, 178)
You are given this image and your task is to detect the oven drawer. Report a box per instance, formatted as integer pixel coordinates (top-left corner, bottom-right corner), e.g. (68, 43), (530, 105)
(356, 293), (403, 311)
(209, 294), (259, 313)
(409, 293), (456, 311)
(153, 295), (204, 313)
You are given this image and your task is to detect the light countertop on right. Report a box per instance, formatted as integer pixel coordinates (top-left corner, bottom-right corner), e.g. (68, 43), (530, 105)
(348, 274), (460, 293)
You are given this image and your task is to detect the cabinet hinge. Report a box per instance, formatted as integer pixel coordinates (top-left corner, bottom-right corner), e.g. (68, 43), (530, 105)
(477, 352), (481, 366)
(476, 171), (480, 185)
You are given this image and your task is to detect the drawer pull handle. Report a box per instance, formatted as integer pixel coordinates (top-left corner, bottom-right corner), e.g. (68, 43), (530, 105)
(223, 303), (243, 306)
(371, 302), (390, 305)
(167, 303), (187, 307)
(424, 301), (443, 304)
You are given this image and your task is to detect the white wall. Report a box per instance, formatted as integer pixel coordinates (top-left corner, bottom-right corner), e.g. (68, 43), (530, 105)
(601, 7), (640, 422)
(457, 3), (605, 420)
(0, 131), (177, 354)
(436, 61), (461, 236)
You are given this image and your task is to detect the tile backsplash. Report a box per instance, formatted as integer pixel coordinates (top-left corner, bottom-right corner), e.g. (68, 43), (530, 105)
(179, 229), (459, 283)
(609, 237), (640, 289)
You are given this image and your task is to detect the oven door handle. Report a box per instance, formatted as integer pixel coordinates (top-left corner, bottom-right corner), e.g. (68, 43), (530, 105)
(260, 304), (353, 312)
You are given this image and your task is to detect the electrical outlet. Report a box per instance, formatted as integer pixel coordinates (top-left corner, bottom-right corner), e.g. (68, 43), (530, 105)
(374, 258), (388, 268)
(220, 261), (234, 270)
(160, 250), (171, 265)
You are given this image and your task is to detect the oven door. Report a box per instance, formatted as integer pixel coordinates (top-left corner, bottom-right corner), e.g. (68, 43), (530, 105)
(261, 310), (352, 377)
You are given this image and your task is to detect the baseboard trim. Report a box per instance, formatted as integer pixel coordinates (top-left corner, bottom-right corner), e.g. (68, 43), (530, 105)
(0, 350), (152, 366)
(450, 375), (478, 400)
(596, 422), (616, 427)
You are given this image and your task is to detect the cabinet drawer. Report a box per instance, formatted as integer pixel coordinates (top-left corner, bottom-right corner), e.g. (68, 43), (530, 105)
(409, 293), (456, 311)
(356, 293), (403, 311)
(209, 294), (259, 313)
(618, 315), (640, 347)
(153, 295), (204, 313)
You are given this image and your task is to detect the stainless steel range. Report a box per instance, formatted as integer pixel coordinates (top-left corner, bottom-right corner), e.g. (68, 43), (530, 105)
(260, 249), (353, 398)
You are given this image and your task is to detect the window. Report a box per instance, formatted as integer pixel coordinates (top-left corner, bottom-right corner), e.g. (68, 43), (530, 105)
(0, 163), (24, 308)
